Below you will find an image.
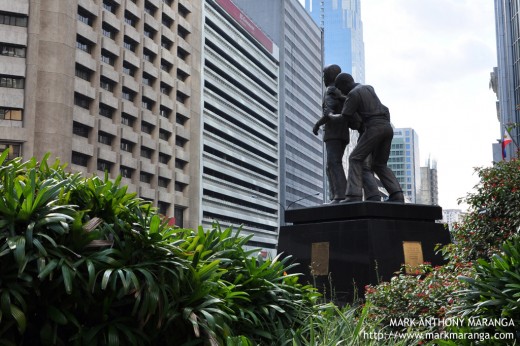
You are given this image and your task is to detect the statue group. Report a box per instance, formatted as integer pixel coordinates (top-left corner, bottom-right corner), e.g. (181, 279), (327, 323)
(313, 65), (405, 204)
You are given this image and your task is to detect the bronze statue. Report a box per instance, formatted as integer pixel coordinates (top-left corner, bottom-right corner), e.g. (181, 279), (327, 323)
(332, 73), (404, 203)
(313, 65), (349, 203)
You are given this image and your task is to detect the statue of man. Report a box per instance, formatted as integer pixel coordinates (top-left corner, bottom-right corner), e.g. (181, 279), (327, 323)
(333, 73), (404, 203)
(312, 65), (349, 203)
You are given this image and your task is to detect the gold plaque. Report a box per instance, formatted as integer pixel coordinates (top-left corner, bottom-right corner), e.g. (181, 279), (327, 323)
(311, 242), (329, 276)
(402, 241), (424, 274)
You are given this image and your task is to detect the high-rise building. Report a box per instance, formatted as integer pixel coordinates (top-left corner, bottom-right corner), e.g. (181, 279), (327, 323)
(229, 0), (325, 213)
(493, 0), (520, 160)
(304, 0), (364, 83)
(418, 157), (438, 205)
(0, 0), (203, 228)
(199, 0), (281, 250)
(388, 128), (421, 203)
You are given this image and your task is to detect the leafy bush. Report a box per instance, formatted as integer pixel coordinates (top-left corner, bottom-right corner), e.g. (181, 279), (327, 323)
(449, 158), (520, 262)
(0, 153), (318, 345)
(455, 233), (520, 337)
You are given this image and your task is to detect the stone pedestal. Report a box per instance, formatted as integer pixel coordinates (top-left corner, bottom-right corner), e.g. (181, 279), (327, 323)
(277, 202), (450, 305)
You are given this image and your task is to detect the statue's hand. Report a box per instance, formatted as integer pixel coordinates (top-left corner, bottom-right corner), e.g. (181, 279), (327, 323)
(312, 124), (320, 135)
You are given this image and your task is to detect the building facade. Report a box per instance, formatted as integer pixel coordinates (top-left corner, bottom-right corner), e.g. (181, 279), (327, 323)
(230, 0), (324, 213)
(0, 0), (203, 228)
(494, 0), (520, 160)
(200, 0), (281, 250)
(418, 158), (438, 205)
(388, 128), (421, 203)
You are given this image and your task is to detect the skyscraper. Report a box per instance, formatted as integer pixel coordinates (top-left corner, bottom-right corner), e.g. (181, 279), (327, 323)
(231, 0), (325, 214)
(388, 128), (420, 203)
(0, 0), (203, 228)
(304, 0), (365, 83)
(494, 0), (520, 160)
(418, 158), (438, 205)
(200, 0), (281, 251)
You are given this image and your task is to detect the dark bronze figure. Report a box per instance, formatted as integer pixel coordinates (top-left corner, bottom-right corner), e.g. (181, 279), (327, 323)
(333, 73), (404, 203)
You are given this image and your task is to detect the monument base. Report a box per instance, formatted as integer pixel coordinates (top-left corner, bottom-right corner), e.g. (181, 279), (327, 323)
(278, 202), (450, 305)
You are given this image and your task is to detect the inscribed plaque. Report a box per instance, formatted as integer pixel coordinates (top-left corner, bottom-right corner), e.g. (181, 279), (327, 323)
(310, 242), (329, 276)
(402, 241), (424, 274)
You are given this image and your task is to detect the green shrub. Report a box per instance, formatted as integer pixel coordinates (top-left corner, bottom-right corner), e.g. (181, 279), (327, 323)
(455, 233), (520, 337)
(0, 152), (318, 345)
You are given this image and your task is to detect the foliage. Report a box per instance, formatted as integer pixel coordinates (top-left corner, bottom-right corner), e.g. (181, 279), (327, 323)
(364, 262), (473, 334)
(0, 152), (318, 345)
(449, 158), (520, 262)
(454, 233), (520, 337)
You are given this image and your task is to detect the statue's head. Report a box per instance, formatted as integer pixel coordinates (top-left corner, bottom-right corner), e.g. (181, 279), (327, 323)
(323, 64), (341, 87)
(335, 73), (356, 95)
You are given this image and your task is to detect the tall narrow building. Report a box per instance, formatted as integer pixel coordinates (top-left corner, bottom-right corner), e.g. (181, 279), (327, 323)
(230, 0), (324, 215)
(200, 0), (281, 251)
(388, 128), (421, 203)
(418, 158), (438, 205)
(494, 0), (520, 160)
(0, 0), (203, 228)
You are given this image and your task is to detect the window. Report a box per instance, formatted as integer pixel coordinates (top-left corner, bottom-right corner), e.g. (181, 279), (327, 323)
(142, 72), (155, 86)
(120, 166), (133, 178)
(72, 152), (89, 166)
(74, 93), (91, 109)
(0, 12), (27, 27)
(140, 172), (152, 183)
(160, 83), (172, 96)
(178, 26), (190, 40)
(142, 97), (154, 110)
(158, 177), (170, 188)
(101, 50), (116, 66)
(177, 47), (189, 61)
(160, 106), (172, 119)
(159, 153), (171, 164)
(0, 44), (26, 58)
(98, 132), (113, 145)
(75, 64), (92, 81)
(175, 136), (187, 148)
(124, 11), (137, 26)
(122, 88), (135, 101)
(77, 7), (94, 26)
(160, 59), (172, 72)
(176, 113), (188, 125)
(76, 36), (92, 53)
(102, 0), (118, 13)
(178, 4), (190, 18)
(157, 201), (169, 215)
(121, 113), (135, 126)
(73, 122), (90, 138)
(144, 1), (157, 15)
(175, 182), (186, 192)
(99, 103), (115, 118)
(97, 159), (112, 172)
(122, 62), (136, 76)
(120, 140), (134, 152)
(141, 121), (153, 134)
(144, 25), (156, 38)
(174, 207), (184, 227)
(175, 159), (187, 170)
(100, 77), (115, 92)
(161, 15), (173, 28)
(176, 91), (188, 104)
(0, 75), (24, 89)
(177, 69), (189, 82)
(0, 108), (22, 121)
(0, 143), (21, 160)
(102, 23), (117, 39)
(141, 146), (153, 158)
(161, 36), (173, 50)
(143, 48), (155, 63)
(162, 0), (173, 6)
(123, 37), (137, 52)
(159, 129), (171, 140)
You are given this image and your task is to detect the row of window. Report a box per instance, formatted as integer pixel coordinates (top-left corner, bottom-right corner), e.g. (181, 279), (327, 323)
(0, 12), (27, 27)
(0, 108), (22, 121)
(0, 75), (24, 89)
(0, 43), (26, 58)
